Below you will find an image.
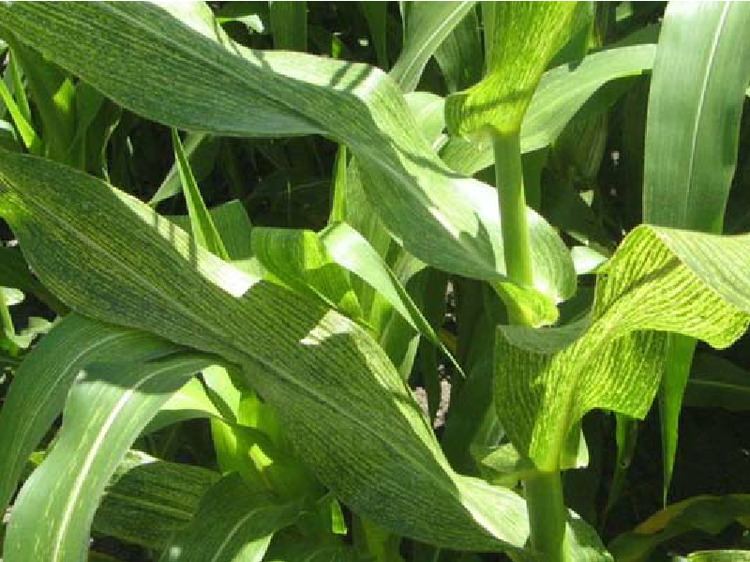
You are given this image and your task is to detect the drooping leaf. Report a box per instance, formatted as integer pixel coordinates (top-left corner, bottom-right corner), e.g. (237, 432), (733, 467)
(495, 225), (750, 471)
(642, 1), (750, 500)
(4, 352), (214, 562)
(389, 1), (475, 92)
(93, 451), (220, 549)
(609, 495), (750, 562)
(159, 473), (300, 562)
(445, 2), (589, 139)
(0, 2), (574, 310)
(0, 151), (531, 552)
(0, 314), (181, 516)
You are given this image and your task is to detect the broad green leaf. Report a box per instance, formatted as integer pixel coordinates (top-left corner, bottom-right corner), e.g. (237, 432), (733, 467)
(495, 225), (750, 471)
(643, 2), (750, 231)
(440, 44), (656, 175)
(160, 473), (300, 562)
(642, 2), (750, 500)
(0, 314), (180, 516)
(684, 353), (750, 412)
(94, 451), (220, 549)
(0, 152), (531, 552)
(389, 1), (475, 92)
(445, 2), (588, 139)
(0, 2), (574, 309)
(609, 495), (750, 562)
(270, 1), (307, 52)
(4, 352), (214, 562)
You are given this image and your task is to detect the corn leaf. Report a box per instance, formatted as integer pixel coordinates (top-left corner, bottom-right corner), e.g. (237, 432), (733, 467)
(642, 1), (750, 499)
(389, 1), (475, 92)
(0, 2), (574, 310)
(0, 151), (531, 552)
(159, 473), (300, 562)
(3, 353), (214, 562)
(445, 2), (588, 139)
(496, 225), (750, 471)
(0, 314), (181, 516)
(609, 495), (750, 562)
(441, 43), (655, 175)
(93, 452), (221, 549)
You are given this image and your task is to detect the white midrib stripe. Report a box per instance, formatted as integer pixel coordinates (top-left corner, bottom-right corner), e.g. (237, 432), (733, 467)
(49, 359), (196, 562)
(682, 2), (731, 224)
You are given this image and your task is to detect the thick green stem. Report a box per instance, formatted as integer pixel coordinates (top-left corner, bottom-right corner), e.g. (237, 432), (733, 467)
(494, 131), (568, 560)
(493, 131), (533, 290)
(525, 469), (569, 562)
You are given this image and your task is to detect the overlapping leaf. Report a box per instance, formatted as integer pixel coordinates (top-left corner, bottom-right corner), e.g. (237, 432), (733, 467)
(4, 352), (214, 562)
(0, 314), (180, 515)
(0, 151), (531, 552)
(495, 226), (750, 471)
(0, 1), (574, 308)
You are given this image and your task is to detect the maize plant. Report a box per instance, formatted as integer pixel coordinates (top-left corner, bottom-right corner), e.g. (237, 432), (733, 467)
(1, 2), (750, 562)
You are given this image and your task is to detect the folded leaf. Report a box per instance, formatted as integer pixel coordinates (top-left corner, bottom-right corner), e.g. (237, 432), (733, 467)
(0, 151), (530, 552)
(0, 1), (574, 306)
(496, 225), (750, 471)
(440, 44), (656, 175)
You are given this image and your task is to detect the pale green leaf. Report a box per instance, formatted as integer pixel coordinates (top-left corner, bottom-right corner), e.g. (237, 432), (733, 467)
(159, 473), (299, 562)
(496, 225), (750, 471)
(440, 44), (656, 175)
(4, 353), (214, 562)
(0, 151), (530, 552)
